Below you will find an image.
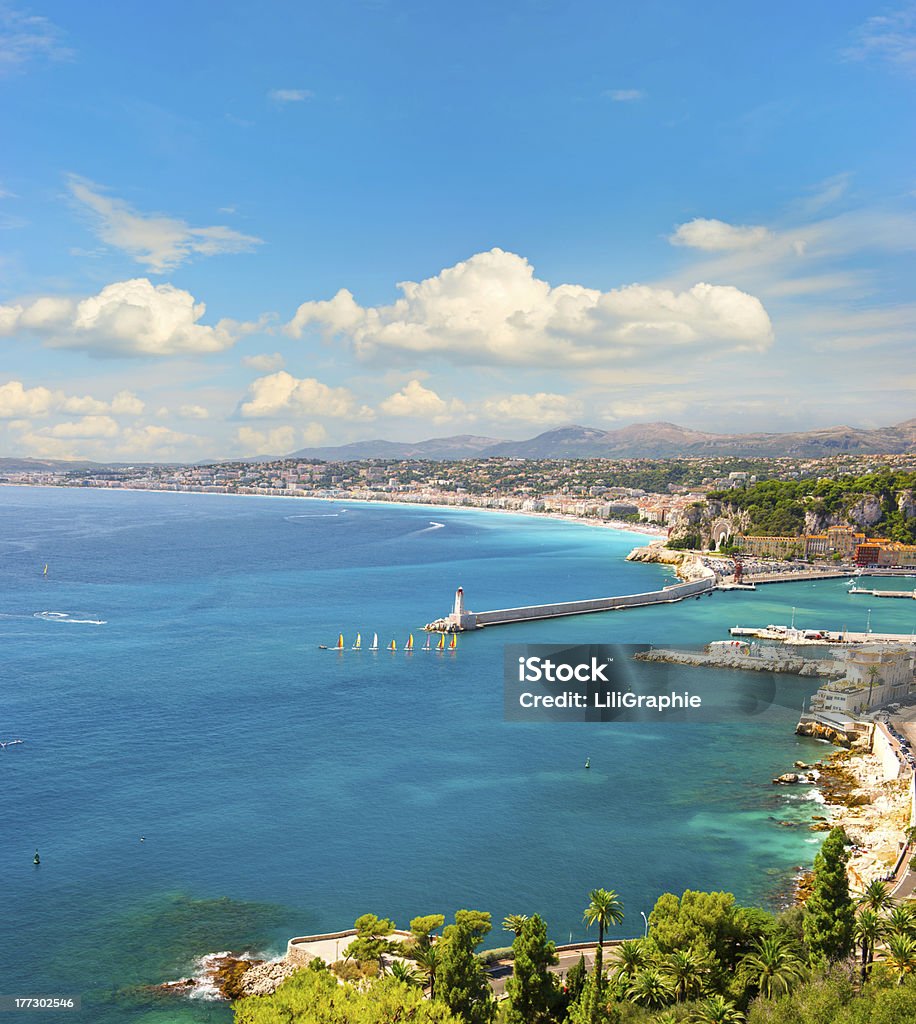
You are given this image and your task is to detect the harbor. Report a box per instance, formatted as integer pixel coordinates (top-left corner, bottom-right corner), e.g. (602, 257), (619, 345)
(729, 624), (916, 645)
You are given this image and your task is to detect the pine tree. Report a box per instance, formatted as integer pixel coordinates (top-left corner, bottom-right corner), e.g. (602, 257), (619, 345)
(505, 914), (558, 1024)
(435, 910), (495, 1024)
(803, 827), (855, 964)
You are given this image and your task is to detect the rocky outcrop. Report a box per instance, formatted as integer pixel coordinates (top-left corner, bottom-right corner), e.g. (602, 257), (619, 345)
(626, 545), (712, 581)
(898, 489), (916, 520)
(847, 494), (884, 529)
(235, 959), (302, 997)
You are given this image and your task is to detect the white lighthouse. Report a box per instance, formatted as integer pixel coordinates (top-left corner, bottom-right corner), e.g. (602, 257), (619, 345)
(453, 586), (465, 619)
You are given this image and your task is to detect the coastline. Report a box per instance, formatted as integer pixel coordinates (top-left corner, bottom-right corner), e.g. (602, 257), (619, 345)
(0, 481), (668, 540)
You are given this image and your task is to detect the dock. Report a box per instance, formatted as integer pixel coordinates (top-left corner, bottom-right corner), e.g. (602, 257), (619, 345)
(848, 587), (916, 600)
(729, 625), (916, 645)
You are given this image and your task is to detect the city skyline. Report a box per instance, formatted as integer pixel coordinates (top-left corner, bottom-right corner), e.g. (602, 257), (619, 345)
(1, 1), (914, 461)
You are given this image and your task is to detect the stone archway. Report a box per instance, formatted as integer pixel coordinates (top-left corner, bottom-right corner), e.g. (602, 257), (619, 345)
(711, 519), (732, 548)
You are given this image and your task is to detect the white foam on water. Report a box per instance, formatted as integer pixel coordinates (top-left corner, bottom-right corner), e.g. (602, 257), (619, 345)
(284, 513), (339, 520)
(804, 789), (827, 804)
(34, 611), (107, 625)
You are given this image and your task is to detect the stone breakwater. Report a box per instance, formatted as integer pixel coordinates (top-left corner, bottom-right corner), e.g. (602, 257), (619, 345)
(636, 648), (845, 678)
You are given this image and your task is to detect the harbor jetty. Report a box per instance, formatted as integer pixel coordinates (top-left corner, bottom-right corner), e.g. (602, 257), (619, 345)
(426, 574), (715, 632)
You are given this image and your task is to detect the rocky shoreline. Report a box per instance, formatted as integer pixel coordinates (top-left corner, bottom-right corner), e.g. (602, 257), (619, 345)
(788, 742), (912, 900)
(154, 951), (302, 1001)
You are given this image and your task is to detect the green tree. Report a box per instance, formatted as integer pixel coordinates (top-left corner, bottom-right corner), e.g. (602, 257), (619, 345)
(410, 913), (446, 948)
(648, 891), (770, 973)
(583, 888), (625, 999)
(387, 959), (424, 986)
(803, 828), (855, 964)
(737, 935), (806, 999)
(885, 905), (916, 937)
(661, 948), (713, 1002)
(854, 908), (885, 985)
(234, 969), (460, 1024)
(435, 910), (495, 1024)
(877, 932), (916, 985)
(857, 879), (895, 914)
(688, 995), (746, 1024)
(346, 913), (396, 969)
(504, 914), (558, 1024)
(611, 938), (651, 985)
(412, 943), (440, 1000)
(626, 966), (672, 1008)
(502, 913), (530, 937)
(564, 953), (588, 1004)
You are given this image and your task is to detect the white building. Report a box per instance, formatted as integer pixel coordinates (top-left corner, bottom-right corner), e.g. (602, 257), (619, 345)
(808, 645), (914, 715)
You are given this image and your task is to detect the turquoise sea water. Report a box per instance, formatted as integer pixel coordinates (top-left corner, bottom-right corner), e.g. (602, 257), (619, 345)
(4, 486), (916, 1022)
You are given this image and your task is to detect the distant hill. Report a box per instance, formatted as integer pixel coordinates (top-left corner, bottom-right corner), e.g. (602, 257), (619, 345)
(281, 419), (916, 461)
(287, 434), (506, 461)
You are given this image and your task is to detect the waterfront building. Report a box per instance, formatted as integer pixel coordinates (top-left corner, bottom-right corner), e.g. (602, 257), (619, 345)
(808, 644), (915, 715)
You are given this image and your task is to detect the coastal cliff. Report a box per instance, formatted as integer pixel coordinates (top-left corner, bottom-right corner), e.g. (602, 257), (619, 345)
(626, 544), (709, 581)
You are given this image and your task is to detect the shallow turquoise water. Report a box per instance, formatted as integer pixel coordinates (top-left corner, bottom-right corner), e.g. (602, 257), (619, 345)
(3, 486), (915, 1022)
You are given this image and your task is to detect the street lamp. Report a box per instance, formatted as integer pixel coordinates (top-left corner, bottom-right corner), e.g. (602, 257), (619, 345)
(640, 911), (649, 938)
(867, 608), (872, 634)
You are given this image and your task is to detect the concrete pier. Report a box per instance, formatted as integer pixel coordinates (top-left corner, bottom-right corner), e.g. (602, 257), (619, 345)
(437, 576), (715, 631)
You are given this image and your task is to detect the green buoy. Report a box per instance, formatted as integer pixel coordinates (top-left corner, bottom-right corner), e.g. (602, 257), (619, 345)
(33, 849), (40, 865)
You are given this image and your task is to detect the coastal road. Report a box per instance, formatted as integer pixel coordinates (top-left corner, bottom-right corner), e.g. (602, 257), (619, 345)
(487, 942), (622, 998)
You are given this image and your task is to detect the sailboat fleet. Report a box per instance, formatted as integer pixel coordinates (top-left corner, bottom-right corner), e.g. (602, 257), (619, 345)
(320, 630), (457, 651)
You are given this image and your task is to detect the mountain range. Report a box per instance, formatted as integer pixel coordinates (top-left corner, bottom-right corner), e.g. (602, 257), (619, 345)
(286, 418), (916, 461)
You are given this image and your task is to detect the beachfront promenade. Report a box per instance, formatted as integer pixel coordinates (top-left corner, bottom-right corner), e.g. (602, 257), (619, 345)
(432, 576), (716, 631)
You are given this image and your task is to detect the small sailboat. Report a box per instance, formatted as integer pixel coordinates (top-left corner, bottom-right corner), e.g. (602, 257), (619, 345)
(352, 633), (361, 650)
(370, 633), (379, 651)
(42, 564), (48, 577)
(436, 634), (446, 651)
(585, 757), (591, 769)
(423, 635), (432, 651)
(388, 638), (397, 651)
(335, 634), (345, 650)
(405, 634), (414, 652)
(449, 634), (457, 650)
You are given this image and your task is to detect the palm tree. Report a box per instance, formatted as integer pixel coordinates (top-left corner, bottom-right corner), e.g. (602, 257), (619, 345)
(688, 995), (747, 1024)
(387, 960), (424, 986)
(583, 888), (625, 994)
(854, 908), (885, 984)
(738, 935), (806, 999)
(877, 932), (916, 985)
(661, 948), (711, 1002)
(583, 889), (625, 950)
(886, 905), (916, 937)
(502, 913), (529, 937)
(865, 664), (880, 708)
(410, 943), (439, 1000)
(625, 966), (672, 1009)
(610, 938), (651, 984)
(857, 878), (895, 913)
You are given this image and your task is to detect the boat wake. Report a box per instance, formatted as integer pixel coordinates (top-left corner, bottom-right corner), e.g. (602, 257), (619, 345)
(284, 513), (340, 521)
(34, 611), (107, 625)
(413, 521), (446, 534)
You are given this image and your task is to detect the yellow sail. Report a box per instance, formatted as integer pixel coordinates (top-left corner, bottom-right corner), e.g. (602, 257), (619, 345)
(336, 633), (344, 649)
(389, 639), (397, 651)
(353, 633), (361, 650)
(406, 633), (414, 650)
(43, 564), (48, 576)
(436, 634), (445, 650)
(449, 634), (457, 649)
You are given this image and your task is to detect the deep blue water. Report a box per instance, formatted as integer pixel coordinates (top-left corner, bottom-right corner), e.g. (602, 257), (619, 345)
(3, 486), (916, 1022)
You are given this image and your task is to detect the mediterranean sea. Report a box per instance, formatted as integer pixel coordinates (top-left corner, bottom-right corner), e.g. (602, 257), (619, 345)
(3, 485), (916, 1023)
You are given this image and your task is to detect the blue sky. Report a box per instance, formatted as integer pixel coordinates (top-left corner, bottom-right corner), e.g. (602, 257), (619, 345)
(1, 0), (914, 461)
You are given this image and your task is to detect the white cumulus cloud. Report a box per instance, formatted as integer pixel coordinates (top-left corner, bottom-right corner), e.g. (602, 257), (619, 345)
(68, 178), (262, 272)
(481, 392), (583, 424)
(0, 380), (144, 419)
(179, 404), (210, 419)
(283, 248), (773, 365)
(0, 278), (247, 356)
(47, 415), (119, 439)
(379, 379), (465, 422)
(669, 218), (773, 251)
(238, 371), (367, 419)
